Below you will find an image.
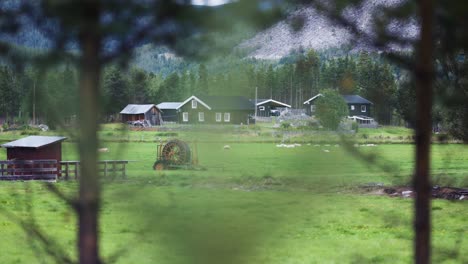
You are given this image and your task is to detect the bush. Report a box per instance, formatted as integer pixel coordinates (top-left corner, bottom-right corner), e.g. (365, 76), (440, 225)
(351, 121), (359, 133)
(280, 122), (291, 129)
(315, 89), (348, 130)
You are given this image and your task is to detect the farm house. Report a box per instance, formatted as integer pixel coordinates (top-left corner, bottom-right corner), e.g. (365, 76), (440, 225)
(304, 94), (373, 117)
(250, 98), (291, 117)
(120, 104), (162, 126)
(177, 95), (254, 124)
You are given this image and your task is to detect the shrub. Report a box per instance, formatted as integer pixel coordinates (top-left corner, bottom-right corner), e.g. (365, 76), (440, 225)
(315, 89), (348, 130)
(351, 121), (359, 133)
(280, 122), (291, 129)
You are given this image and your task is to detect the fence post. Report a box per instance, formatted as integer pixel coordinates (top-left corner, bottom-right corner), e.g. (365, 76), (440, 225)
(74, 162), (79, 180)
(104, 162), (107, 178)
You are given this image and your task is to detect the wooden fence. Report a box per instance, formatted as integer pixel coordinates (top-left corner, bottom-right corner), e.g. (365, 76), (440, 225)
(0, 159), (129, 181)
(0, 160), (58, 181)
(60, 160), (129, 180)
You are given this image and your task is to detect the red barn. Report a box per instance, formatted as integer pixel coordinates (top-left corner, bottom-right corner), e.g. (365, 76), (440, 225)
(1, 136), (67, 162)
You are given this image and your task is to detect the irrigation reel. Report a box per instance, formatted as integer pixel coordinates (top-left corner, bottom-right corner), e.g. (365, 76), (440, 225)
(153, 139), (199, 170)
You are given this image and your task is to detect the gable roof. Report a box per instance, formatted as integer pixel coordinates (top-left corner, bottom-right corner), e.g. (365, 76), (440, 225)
(303, 94), (323, 104)
(199, 95), (254, 110)
(157, 102), (181, 109)
(342, 95), (373, 104)
(176, 96), (212, 110)
(177, 95), (254, 111)
(303, 94), (373, 105)
(120, 104), (158, 114)
(1, 136), (67, 149)
(251, 99), (291, 108)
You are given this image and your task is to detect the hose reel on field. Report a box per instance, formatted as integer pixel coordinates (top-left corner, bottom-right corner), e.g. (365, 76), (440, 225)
(153, 139), (196, 170)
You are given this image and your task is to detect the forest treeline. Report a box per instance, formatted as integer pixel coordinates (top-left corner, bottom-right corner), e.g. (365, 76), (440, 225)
(0, 48), (466, 139)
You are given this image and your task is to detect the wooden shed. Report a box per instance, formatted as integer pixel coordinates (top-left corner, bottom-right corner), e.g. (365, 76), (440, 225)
(157, 102), (181, 122)
(120, 104), (162, 126)
(1, 136), (67, 180)
(1, 136), (67, 162)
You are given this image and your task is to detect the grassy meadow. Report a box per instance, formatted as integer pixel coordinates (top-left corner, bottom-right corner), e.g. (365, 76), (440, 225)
(0, 125), (467, 263)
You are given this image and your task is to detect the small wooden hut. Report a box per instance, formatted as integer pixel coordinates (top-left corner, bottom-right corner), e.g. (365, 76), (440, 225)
(1, 136), (67, 180)
(2, 136), (67, 161)
(120, 104), (162, 126)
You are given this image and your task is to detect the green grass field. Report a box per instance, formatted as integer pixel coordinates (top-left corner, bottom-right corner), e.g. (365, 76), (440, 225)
(0, 127), (467, 263)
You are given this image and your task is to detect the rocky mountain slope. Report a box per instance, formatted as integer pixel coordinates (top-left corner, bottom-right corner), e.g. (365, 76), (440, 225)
(238, 0), (417, 59)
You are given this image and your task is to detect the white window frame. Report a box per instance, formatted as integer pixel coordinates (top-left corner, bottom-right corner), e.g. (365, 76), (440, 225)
(259, 106), (265, 111)
(350, 105), (355, 111)
(361, 105), (366, 112)
(198, 112), (204, 122)
(224, 113), (230, 122)
(192, 100), (197, 109)
(215, 112), (222, 122)
(310, 105), (316, 112)
(182, 112), (189, 122)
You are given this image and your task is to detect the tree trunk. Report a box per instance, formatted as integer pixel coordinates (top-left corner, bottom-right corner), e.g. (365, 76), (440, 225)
(414, 0), (433, 263)
(78, 1), (102, 263)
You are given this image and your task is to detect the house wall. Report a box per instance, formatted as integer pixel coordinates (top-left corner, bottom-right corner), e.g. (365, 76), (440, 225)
(347, 103), (371, 117)
(122, 114), (145, 122)
(144, 106), (161, 125)
(304, 102), (316, 116)
(304, 101), (372, 117)
(257, 104), (272, 117)
(160, 109), (178, 122)
(178, 102), (253, 124)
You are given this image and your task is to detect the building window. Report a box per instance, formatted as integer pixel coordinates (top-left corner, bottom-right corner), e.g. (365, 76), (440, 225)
(310, 105), (316, 112)
(183, 112), (188, 122)
(215, 113), (222, 122)
(259, 106), (265, 111)
(350, 105), (355, 110)
(224, 113), (230, 122)
(192, 99), (197, 109)
(361, 105), (366, 112)
(198, 112), (204, 122)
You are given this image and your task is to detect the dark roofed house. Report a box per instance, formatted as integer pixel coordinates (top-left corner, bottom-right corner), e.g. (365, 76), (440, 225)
(157, 102), (181, 122)
(304, 94), (373, 118)
(176, 95), (254, 124)
(120, 104), (162, 126)
(250, 99), (291, 117)
(341, 95), (373, 117)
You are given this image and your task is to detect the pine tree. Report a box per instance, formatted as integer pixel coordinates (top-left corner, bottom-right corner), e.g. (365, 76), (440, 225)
(102, 66), (129, 115)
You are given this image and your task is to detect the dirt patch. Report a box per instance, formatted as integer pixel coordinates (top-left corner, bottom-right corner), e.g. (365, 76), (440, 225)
(363, 185), (468, 201)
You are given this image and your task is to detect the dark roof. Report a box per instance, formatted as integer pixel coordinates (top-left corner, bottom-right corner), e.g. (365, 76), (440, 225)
(1, 136), (67, 148)
(199, 95), (254, 110)
(342, 95), (373, 105)
(304, 94), (373, 105)
(120, 104), (158, 114)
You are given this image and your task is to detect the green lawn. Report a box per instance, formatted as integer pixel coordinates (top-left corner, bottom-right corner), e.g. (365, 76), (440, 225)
(0, 129), (467, 263)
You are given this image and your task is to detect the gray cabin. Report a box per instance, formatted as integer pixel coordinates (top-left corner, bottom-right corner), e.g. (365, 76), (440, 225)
(120, 104), (162, 126)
